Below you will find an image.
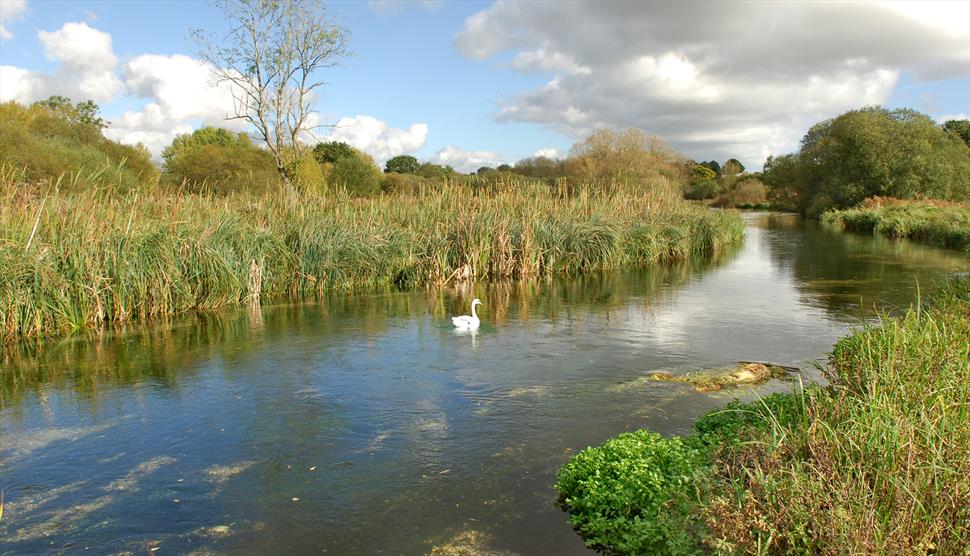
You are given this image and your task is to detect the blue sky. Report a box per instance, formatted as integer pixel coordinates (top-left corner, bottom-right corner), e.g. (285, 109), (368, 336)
(1, 0), (968, 171)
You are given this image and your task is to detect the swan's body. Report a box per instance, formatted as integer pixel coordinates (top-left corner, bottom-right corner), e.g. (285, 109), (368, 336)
(452, 299), (482, 329)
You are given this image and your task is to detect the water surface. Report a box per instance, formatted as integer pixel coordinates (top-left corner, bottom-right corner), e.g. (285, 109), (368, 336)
(2, 213), (967, 554)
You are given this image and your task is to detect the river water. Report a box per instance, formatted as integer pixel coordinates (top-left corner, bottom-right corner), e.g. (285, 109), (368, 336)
(1, 213), (967, 554)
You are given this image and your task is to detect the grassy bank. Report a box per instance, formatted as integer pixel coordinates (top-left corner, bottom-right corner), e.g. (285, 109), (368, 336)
(556, 278), (970, 554)
(0, 179), (743, 342)
(822, 199), (970, 252)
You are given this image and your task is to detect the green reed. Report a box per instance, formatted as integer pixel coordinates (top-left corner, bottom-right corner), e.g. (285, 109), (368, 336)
(0, 178), (743, 342)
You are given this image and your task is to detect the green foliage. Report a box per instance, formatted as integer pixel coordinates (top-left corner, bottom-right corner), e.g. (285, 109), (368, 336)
(331, 153), (384, 196)
(943, 119), (970, 147)
(34, 96), (108, 131)
(416, 162), (456, 179)
(287, 151), (329, 194)
(496, 163), (512, 172)
(312, 141), (357, 165)
(384, 155), (419, 174)
(555, 392), (805, 555)
(0, 182), (743, 341)
(382, 172), (427, 194)
(822, 202), (970, 251)
(513, 156), (565, 179)
(566, 129), (685, 197)
(0, 99), (157, 192)
(764, 107), (970, 216)
(699, 160), (721, 177)
(710, 177), (768, 209)
(683, 164), (719, 200)
(555, 430), (705, 555)
(161, 127), (279, 194)
(162, 127), (252, 166)
(722, 158), (744, 176)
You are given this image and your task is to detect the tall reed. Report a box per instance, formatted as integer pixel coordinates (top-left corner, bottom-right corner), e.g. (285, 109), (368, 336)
(1, 177), (743, 341)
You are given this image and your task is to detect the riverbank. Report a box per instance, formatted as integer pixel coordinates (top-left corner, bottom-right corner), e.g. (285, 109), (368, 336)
(822, 200), (970, 252)
(556, 277), (970, 554)
(0, 180), (743, 342)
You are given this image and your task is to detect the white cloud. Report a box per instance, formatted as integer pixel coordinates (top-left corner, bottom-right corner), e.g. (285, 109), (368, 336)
(432, 145), (502, 172)
(510, 48), (590, 75)
(533, 147), (559, 159)
(324, 115), (428, 163)
(103, 54), (249, 156)
(0, 0), (26, 40)
(455, 1), (970, 168)
(0, 21), (121, 103)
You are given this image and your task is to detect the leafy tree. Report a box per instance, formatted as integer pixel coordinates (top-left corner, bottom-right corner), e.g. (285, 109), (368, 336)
(0, 99), (156, 192)
(161, 127), (278, 193)
(162, 127), (251, 167)
(331, 152), (382, 195)
(684, 164), (719, 199)
(496, 164), (513, 172)
(193, 0), (350, 186)
(475, 166), (494, 175)
(312, 141), (357, 165)
(943, 119), (970, 147)
(34, 96), (108, 130)
(764, 107), (970, 216)
(699, 160), (721, 177)
(722, 158), (745, 176)
(513, 156), (565, 179)
(417, 162), (456, 179)
(566, 128), (685, 194)
(384, 154), (419, 174)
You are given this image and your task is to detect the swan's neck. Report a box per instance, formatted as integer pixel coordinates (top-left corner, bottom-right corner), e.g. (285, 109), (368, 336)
(471, 303), (478, 319)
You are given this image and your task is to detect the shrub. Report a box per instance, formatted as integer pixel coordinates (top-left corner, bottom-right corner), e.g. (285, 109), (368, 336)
(161, 127), (279, 194)
(288, 151), (329, 195)
(331, 153), (383, 196)
(555, 392), (804, 555)
(0, 99), (157, 192)
(555, 430), (705, 555)
(710, 177), (768, 208)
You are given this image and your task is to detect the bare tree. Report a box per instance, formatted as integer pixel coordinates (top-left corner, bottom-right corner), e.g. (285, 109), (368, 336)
(193, 0), (350, 186)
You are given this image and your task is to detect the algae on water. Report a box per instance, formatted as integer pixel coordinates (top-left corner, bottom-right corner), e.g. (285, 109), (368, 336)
(650, 362), (793, 392)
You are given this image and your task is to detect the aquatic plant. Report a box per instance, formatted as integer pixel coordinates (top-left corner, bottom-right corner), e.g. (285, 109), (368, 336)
(557, 277), (970, 554)
(823, 201), (970, 252)
(0, 178), (744, 342)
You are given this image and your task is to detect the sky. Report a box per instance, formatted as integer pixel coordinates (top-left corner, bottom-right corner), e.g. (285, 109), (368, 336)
(0, 0), (968, 172)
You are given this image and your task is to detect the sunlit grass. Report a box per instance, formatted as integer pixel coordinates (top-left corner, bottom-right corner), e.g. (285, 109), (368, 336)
(0, 177), (743, 342)
(823, 200), (970, 251)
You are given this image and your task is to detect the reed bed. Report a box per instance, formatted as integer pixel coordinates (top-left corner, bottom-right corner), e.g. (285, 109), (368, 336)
(823, 201), (970, 252)
(0, 178), (743, 341)
(704, 278), (970, 554)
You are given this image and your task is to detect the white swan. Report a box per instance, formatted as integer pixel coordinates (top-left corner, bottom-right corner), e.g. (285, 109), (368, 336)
(452, 298), (482, 329)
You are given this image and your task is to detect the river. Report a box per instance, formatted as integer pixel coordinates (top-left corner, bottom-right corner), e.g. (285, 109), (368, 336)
(1, 213), (967, 554)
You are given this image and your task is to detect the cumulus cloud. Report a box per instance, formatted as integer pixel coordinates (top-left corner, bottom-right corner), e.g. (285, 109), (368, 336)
(0, 0), (26, 40)
(104, 54), (250, 155)
(432, 145), (503, 172)
(0, 21), (121, 103)
(324, 115), (428, 163)
(533, 148), (560, 159)
(455, 1), (970, 167)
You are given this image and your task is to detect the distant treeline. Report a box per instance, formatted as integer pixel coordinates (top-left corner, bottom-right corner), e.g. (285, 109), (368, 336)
(763, 107), (970, 216)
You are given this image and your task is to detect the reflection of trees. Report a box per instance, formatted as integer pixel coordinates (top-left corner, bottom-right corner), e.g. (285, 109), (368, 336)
(2, 245), (741, 410)
(757, 214), (969, 320)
